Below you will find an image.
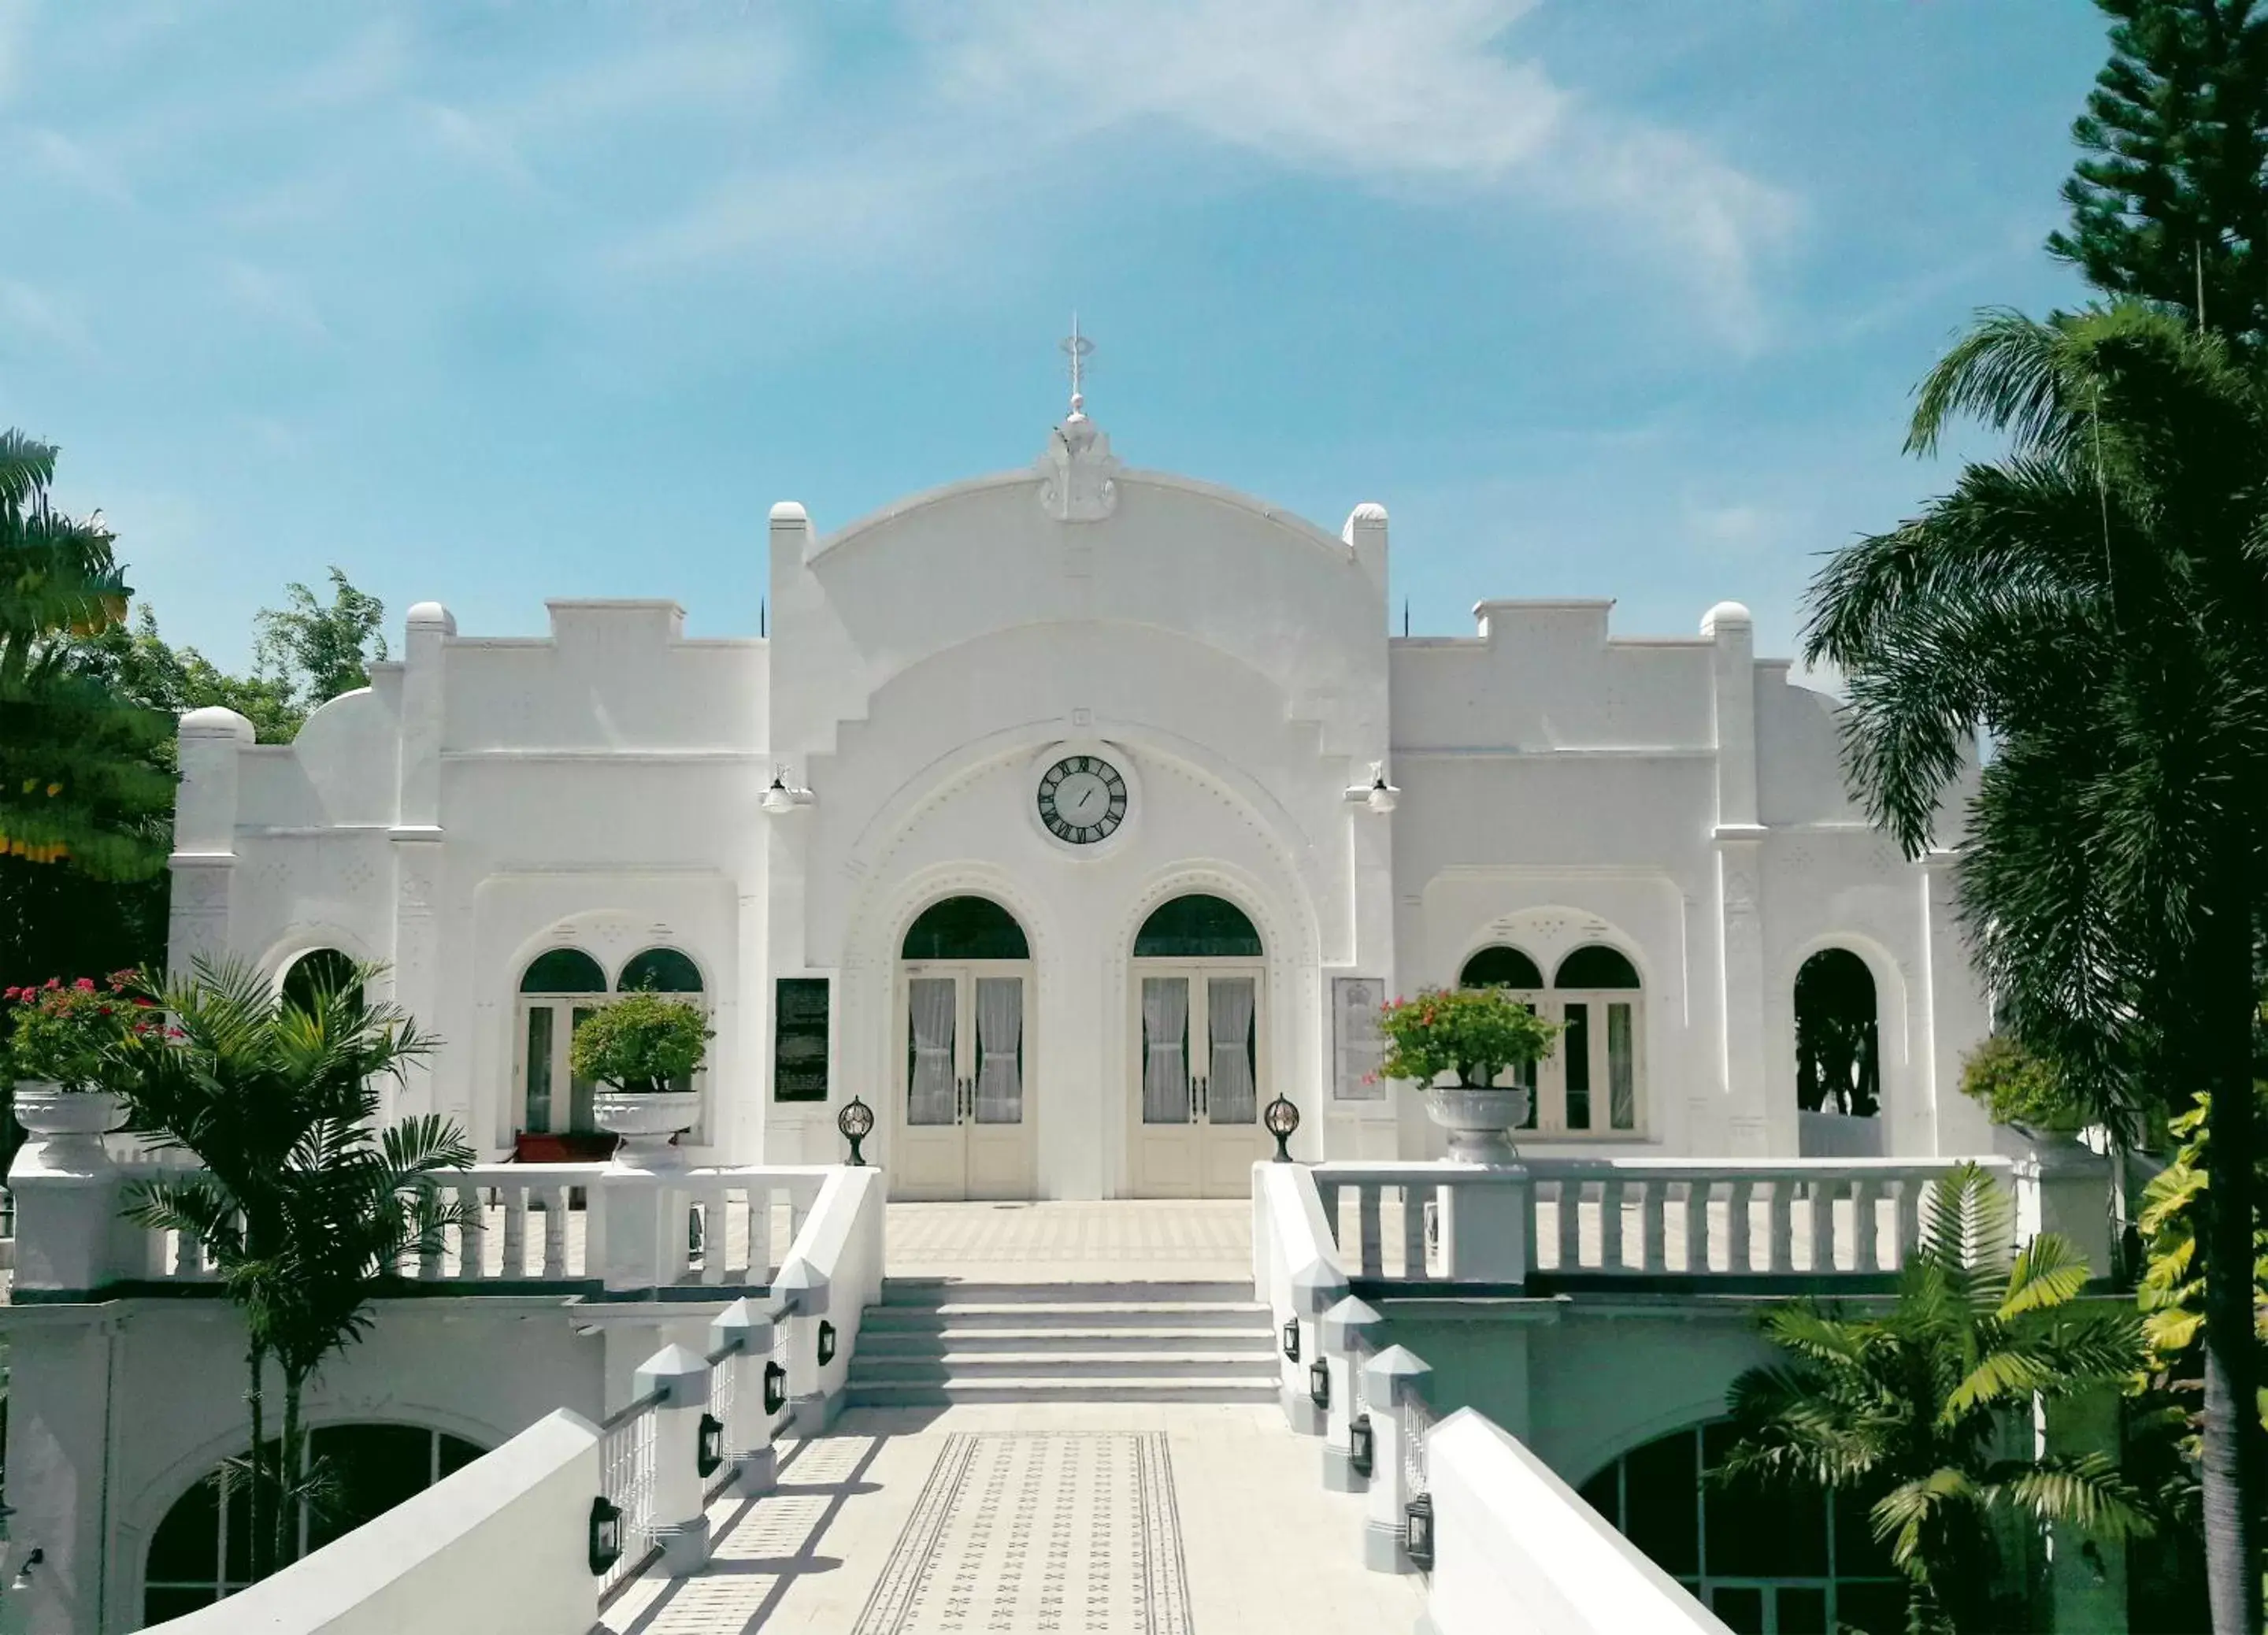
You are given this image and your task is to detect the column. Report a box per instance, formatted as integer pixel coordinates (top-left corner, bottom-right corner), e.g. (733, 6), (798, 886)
(390, 602), (452, 1125)
(1362, 1344), (1432, 1574)
(633, 1344), (713, 1577)
(707, 1299), (778, 1496)
(168, 706), (254, 976)
(1321, 1296), (1384, 1492)
(1708, 595), (1770, 1155)
(1284, 1257), (1349, 1435)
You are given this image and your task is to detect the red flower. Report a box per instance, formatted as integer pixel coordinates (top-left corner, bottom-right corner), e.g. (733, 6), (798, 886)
(72, 977), (95, 992)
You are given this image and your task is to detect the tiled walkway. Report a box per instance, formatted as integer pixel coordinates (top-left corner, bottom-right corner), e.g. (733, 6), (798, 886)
(598, 1403), (1425, 1635)
(884, 1200), (1254, 1284)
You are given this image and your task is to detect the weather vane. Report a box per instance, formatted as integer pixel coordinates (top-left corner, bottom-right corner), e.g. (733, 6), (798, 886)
(1059, 313), (1094, 417)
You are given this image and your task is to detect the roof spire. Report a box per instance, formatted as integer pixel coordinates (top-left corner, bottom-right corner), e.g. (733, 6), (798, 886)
(1059, 313), (1093, 421)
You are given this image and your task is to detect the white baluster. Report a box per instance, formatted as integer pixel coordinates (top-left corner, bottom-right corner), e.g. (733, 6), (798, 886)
(499, 1184), (526, 1279)
(1558, 1178), (1583, 1270)
(1640, 1180), (1666, 1274)
(1788, 1177), (1818, 1273)
(1403, 1184), (1430, 1280)
(1764, 1179), (1792, 1275)
(1682, 1179), (1710, 1273)
(699, 1182), (726, 1286)
(543, 1185), (569, 1278)
(1726, 1179), (1751, 1273)
(1600, 1178), (1625, 1270)
(1359, 1182), (1384, 1278)
(1893, 1174), (1923, 1270)
(454, 1181), (485, 1280)
(750, 1185), (773, 1281)
(1853, 1177), (1880, 1273)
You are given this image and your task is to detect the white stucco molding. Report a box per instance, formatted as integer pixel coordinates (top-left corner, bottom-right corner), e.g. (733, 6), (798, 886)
(253, 921), (384, 986)
(1447, 901), (1652, 994)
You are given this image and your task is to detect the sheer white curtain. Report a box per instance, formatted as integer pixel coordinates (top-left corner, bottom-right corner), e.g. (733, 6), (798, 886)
(973, 977), (1024, 1125)
(1206, 977), (1257, 1125)
(906, 977), (958, 1126)
(1141, 977), (1189, 1125)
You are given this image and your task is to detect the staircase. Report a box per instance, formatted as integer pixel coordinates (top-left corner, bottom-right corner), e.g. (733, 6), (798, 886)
(846, 1279), (1280, 1405)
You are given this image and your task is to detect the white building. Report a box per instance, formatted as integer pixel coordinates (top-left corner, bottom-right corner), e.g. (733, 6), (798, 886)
(167, 399), (1992, 1197)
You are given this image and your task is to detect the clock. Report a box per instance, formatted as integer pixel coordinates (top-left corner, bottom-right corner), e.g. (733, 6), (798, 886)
(1036, 754), (1128, 845)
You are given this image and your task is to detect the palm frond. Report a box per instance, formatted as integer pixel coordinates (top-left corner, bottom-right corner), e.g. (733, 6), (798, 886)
(2003, 1452), (2155, 1540)
(1999, 1234), (2092, 1318)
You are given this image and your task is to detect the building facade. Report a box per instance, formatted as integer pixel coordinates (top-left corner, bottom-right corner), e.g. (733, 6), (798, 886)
(166, 403), (1994, 1197)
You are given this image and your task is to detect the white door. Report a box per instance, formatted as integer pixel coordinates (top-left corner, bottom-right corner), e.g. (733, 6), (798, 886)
(1130, 963), (1268, 1198)
(893, 962), (1036, 1200)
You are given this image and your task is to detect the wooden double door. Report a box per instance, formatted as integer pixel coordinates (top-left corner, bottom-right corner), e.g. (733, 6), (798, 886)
(1130, 962), (1269, 1198)
(893, 961), (1037, 1200)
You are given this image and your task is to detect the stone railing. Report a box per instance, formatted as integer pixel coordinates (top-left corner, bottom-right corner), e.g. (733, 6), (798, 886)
(1254, 1159), (1733, 1632)
(1301, 1154), (2110, 1287)
(3, 1108), (839, 1300)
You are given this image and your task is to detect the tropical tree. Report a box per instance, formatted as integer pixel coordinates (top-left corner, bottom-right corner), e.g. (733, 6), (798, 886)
(114, 956), (469, 1572)
(251, 567), (387, 717)
(1717, 1163), (2151, 1633)
(1803, 301), (2268, 1631)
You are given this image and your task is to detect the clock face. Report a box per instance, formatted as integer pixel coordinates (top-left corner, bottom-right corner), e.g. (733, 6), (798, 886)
(1037, 755), (1128, 845)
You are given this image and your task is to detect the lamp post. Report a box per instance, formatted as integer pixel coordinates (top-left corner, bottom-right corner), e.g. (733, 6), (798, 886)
(836, 1096), (874, 1166)
(1263, 1093), (1300, 1162)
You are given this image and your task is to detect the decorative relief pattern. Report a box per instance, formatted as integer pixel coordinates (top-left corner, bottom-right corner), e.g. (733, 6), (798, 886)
(850, 1432), (1191, 1635)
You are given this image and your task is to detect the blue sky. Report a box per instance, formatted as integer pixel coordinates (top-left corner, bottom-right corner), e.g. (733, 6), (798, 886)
(0, 1), (2110, 670)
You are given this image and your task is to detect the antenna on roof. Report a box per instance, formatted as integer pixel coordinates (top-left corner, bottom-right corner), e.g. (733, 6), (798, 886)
(1060, 313), (1094, 419)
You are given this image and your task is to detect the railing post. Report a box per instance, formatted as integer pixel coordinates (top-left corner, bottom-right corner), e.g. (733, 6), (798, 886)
(707, 1298), (777, 1496)
(1362, 1344), (1432, 1574)
(633, 1344), (712, 1577)
(1440, 1167), (1529, 1285)
(6, 1098), (128, 1296)
(773, 1257), (832, 1437)
(1285, 1258), (1351, 1434)
(1321, 1296), (1385, 1492)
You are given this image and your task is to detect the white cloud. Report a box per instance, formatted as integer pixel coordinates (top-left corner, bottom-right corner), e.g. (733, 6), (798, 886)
(287, 17), (410, 109)
(219, 260), (329, 343)
(419, 102), (539, 190)
(0, 278), (93, 356)
(26, 126), (132, 204)
(0, 0), (32, 109)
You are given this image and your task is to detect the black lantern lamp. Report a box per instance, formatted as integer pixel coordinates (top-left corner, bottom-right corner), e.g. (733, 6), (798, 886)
(1263, 1093), (1300, 1162)
(588, 1496), (624, 1575)
(763, 1359), (788, 1416)
(1348, 1414), (1374, 1478)
(1308, 1355), (1330, 1410)
(697, 1412), (725, 1479)
(1404, 1492), (1435, 1571)
(817, 1319), (838, 1366)
(1280, 1316), (1301, 1362)
(837, 1095), (874, 1166)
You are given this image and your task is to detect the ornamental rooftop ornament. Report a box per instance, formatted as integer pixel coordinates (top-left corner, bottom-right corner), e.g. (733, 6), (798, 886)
(1039, 314), (1119, 522)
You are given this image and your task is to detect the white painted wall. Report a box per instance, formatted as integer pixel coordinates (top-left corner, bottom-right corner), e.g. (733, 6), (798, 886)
(166, 410), (1994, 1195)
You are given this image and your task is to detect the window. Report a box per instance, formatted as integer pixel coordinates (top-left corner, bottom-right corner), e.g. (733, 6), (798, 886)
(144, 1425), (484, 1624)
(1455, 941), (1644, 1136)
(280, 947), (361, 1013)
(1132, 894), (1262, 958)
(1578, 1422), (1903, 1634)
(516, 950), (607, 1138)
(902, 896), (1031, 961)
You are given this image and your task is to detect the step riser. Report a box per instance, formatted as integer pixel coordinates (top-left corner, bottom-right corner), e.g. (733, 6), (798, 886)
(864, 1308), (1266, 1333)
(846, 1383), (1279, 1407)
(859, 1332), (1275, 1356)
(851, 1359), (1278, 1381)
(881, 1281), (1256, 1306)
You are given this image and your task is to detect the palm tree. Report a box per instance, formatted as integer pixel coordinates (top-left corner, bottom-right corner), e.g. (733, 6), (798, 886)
(1803, 301), (2268, 1631)
(115, 956), (468, 1572)
(1718, 1163), (2150, 1633)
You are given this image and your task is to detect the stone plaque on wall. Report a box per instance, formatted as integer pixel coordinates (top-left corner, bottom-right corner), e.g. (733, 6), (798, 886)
(773, 977), (830, 1103)
(1332, 976), (1387, 1100)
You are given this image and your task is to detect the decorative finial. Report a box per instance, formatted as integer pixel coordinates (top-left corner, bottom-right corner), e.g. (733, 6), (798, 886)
(1060, 313), (1093, 421)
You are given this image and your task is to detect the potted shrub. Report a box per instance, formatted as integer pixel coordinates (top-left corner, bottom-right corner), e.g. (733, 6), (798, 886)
(4, 973), (155, 1162)
(1377, 986), (1560, 1164)
(569, 992), (713, 1162)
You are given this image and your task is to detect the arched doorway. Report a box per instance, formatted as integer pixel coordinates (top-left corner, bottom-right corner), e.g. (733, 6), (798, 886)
(143, 1423), (484, 1623)
(280, 947), (361, 1013)
(1795, 948), (1881, 1158)
(1129, 893), (1267, 1198)
(514, 947), (609, 1162)
(1578, 1422), (1903, 1633)
(895, 895), (1036, 1200)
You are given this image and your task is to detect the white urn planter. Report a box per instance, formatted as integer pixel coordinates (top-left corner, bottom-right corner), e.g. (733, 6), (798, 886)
(594, 1088), (702, 1169)
(12, 1082), (128, 1174)
(1423, 1081), (1532, 1166)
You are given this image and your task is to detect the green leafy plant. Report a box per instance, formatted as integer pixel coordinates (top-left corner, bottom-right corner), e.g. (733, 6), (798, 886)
(569, 992), (712, 1093)
(1959, 1036), (2087, 1136)
(1717, 1162), (2151, 1633)
(2, 970), (158, 1089)
(1374, 986), (1559, 1088)
(2136, 1091), (2268, 1434)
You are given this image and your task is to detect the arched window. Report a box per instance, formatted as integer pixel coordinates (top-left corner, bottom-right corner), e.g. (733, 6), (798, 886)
(902, 896), (1032, 961)
(617, 947), (704, 993)
(280, 947), (361, 1013)
(1548, 944), (1642, 1135)
(516, 949), (607, 1147)
(1578, 1422), (1902, 1633)
(1458, 946), (1544, 989)
(1132, 894), (1262, 958)
(1795, 949), (1879, 1118)
(143, 1425), (484, 1623)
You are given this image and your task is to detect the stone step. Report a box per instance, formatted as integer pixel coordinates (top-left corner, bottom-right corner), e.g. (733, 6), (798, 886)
(850, 1350), (1278, 1381)
(858, 1325), (1276, 1355)
(843, 1375), (1280, 1407)
(879, 1278), (1257, 1307)
(862, 1300), (1269, 1332)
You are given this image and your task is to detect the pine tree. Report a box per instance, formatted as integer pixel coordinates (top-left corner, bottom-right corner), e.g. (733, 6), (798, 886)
(0, 430), (172, 881)
(2049, 0), (2268, 345)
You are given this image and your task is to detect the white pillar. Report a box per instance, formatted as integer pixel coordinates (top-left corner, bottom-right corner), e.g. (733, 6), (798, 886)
(773, 1258), (832, 1436)
(706, 1299), (778, 1496)
(1321, 1296), (1384, 1492)
(1362, 1344), (1431, 1574)
(1284, 1257), (1349, 1435)
(169, 706), (254, 977)
(390, 602), (453, 1126)
(1705, 602), (1771, 1157)
(5, 1098), (128, 1295)
(1441, 1171), (1529, 1284)
(633, 1344), (713, 1577)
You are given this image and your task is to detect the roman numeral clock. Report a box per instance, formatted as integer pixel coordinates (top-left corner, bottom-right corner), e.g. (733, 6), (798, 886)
(1036, 754), (1128, 846)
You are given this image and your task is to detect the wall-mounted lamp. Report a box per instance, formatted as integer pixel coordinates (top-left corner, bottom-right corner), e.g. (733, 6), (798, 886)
(697, 1413), (725, 1480)
(761, 766), (817, 814)
(1308, 1356), (1330, 1410)
(817, 1320), (838, 1366)
(587, 1500), (623, 1576)
(763, 1359), (788, 1416)
(1347, 1414), (1374, 1478)
(1344, 761), (1399, 814)
(1403, 1493), (1435, 1571)
(1281, 1317), (1301, 1362)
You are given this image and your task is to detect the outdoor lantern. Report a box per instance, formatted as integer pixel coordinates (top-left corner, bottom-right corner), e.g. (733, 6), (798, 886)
(818, 1319), (838, 1366)
(1308, 1355), (1330, 1410)
(837, 1096), (875, 1166)
(1404, 1492), (1435, 1571)
(1366, 762), (1399, 814)
(588, 1497), (624, 1576)
(763, 1359), (788, 1416)
(1263, 1093), (1301, 1162)
(697, 1412), (724, 1480)
(1281, 1317), (1301, 1362)
(1348, 1414), (1374, 1479)
(762, 768), (796, 814)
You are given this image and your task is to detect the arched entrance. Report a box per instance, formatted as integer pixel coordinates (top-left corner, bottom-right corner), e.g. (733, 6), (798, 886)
(895, 895), (1037, 1199)
(1128, 893), (1268, 1198)
(1795, 947), (1881, 1158)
